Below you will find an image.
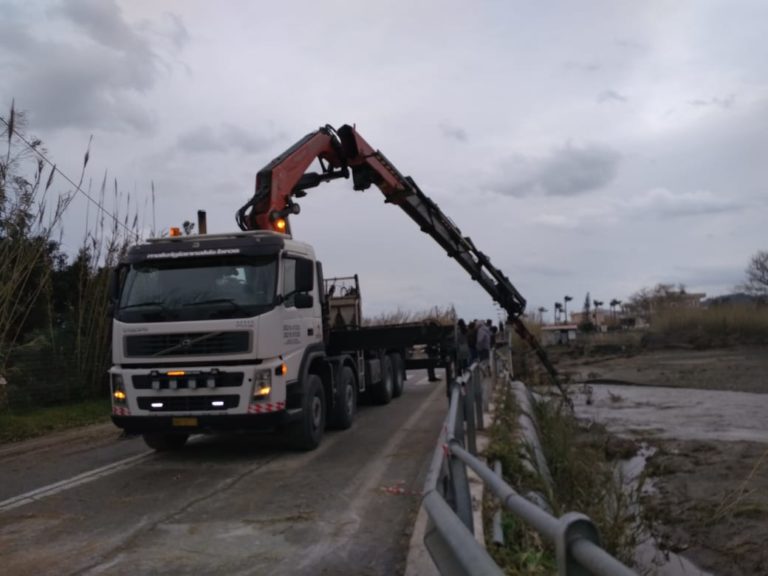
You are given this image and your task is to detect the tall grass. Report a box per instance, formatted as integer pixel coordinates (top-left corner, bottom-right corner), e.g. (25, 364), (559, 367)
(363, 304), (457, 326)
(72, 173), (139, 397)
(486, 368), (638, 572)
(0, 106), (70, 368)
(648, 304), (768, 348)
(0, 103), (141, 410)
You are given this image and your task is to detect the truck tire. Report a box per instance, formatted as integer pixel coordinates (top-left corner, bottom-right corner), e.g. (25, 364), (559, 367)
(330, 366), (356, 430)
(290, 374), (326, 451)
(372, 355), (394, 405)
(142, 432), (189, 451)
(389, 353), (404, 398)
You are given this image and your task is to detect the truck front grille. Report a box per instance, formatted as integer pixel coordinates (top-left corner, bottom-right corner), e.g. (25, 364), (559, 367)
(132, 372), (243, 390)
(137, 395), (240, 412)
(125, 332), (250, 357)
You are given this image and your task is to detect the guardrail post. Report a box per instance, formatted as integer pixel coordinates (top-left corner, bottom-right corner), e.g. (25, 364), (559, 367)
(474, 371), (485, 431)
(556, 512), (600, 576)
(464, 374), (477, 455)
(448, 440), (474, 533)
(492, 460), (504, 546)
(444, 376), (474, 533)
(422, 491), (503, 576)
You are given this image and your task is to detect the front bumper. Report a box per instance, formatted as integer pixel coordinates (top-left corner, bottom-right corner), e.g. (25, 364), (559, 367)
(112, 410), (302, 434)
(110, 360), (288, 418)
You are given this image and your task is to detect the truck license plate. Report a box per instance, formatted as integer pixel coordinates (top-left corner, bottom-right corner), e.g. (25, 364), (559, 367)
(172, 417), (198, 427)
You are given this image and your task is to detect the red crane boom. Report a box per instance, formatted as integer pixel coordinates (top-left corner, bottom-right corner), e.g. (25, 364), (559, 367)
(236, 124), (567, 399)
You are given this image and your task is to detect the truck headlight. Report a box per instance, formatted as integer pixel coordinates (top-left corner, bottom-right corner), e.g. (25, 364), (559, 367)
(112, 374), (127, 404)
(253, 370), (271, 398)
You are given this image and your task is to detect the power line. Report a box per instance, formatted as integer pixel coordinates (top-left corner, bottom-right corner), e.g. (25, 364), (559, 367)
(0, 115), (140, 240)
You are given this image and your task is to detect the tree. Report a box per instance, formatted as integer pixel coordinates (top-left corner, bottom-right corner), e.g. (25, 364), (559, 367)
(0, 103), (64, 365)
(627, 283), (691, 320)
(741, 250), (768, 297)
(563, 295), (573, 322)
(537, 306), (548, 325)
(609, 298), (621, 320)
(578, 292), (594, 332)
(554, 302), (563, 324)
(593, 299), (603, 324)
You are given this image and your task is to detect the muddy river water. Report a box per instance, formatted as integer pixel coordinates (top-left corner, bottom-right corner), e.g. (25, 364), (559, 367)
(572, 383), (768, 443)
(570, 382), (768, 576)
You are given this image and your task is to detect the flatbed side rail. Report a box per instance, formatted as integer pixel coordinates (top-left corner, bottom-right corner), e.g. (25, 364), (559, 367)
(327, 322), (454, 352)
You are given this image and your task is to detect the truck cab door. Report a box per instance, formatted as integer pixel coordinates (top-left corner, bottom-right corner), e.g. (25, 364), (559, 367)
(281, 256), (322, 357)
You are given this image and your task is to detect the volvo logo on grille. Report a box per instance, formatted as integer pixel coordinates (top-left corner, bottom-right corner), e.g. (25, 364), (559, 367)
(180, 338), (193, 349)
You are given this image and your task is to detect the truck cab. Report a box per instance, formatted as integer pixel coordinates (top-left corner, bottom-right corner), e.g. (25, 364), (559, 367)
(109, 230), (330, 449)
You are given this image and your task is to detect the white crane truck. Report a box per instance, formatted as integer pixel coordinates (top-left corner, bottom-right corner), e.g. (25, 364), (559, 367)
(109, 124), (562, 451)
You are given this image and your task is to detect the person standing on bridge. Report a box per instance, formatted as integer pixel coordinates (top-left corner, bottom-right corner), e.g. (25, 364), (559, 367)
(456, 319), (470, 373)
(476, 320), (491, 362)
(467, 320), (478, 364)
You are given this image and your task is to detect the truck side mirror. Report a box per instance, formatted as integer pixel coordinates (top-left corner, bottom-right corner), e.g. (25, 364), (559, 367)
(295, 259), (314, 293)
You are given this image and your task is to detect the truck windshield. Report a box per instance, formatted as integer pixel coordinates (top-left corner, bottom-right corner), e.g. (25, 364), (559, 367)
(117, 256), (277, 323)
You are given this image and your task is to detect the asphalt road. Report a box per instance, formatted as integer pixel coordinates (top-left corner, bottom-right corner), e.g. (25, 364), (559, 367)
(0, 370), (447, 576)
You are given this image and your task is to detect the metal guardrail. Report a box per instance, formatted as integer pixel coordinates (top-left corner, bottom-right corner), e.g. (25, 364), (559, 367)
(420, 353), (637, 576)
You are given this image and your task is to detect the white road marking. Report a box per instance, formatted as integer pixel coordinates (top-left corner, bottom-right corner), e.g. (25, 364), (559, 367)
(0, 451), (153, 513)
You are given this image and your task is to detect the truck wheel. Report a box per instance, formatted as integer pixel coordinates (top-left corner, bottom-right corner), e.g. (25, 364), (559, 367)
(142, 432), (189, 451)
(330, 366), (356, 430)
(291, 374), (326, 450)
(389, 353), (404, 398)
(372, 355), (394, 405)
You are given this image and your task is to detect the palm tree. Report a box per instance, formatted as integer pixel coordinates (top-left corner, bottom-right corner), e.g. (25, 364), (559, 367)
(609, 298), (623, 322)
(593, 299), (603, 325)
(563, 295), (573, 323)
(537, 306), (548, 325)
(554, 302), (563, 324)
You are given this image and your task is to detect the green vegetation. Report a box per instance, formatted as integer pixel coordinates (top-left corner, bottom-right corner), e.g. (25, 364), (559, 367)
(647, 305), (768, 348)
(1, 103), (139, 430)
(0, 397), (111, 443)
(484, 359), (638, 573)
(363, 304), (457, 326)
(484, 384), (555, 575)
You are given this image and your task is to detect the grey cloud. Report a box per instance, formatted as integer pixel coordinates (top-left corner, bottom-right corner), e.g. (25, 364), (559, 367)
(178, 124), (279, 154)
(165, 13), (190, 50)
(0, 0), (183, 133)
(55, 0), (150, 57)
(622, 188), (744, 219)
(439, 123), (468, 143)
(564, 61), (601, 73)
(670, 264), (745, 290)
(597, 89), (627, 104)
(177, 126), (217, 152)
(688, 95), (735, 110)
(519, 263), (575, 278)
(491, 143), (621, 197)
(534, 187), (746, 230)
(614, 39), (646, 51)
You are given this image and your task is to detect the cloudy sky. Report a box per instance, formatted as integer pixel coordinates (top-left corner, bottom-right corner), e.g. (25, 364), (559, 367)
(2, 0), (766, 322)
